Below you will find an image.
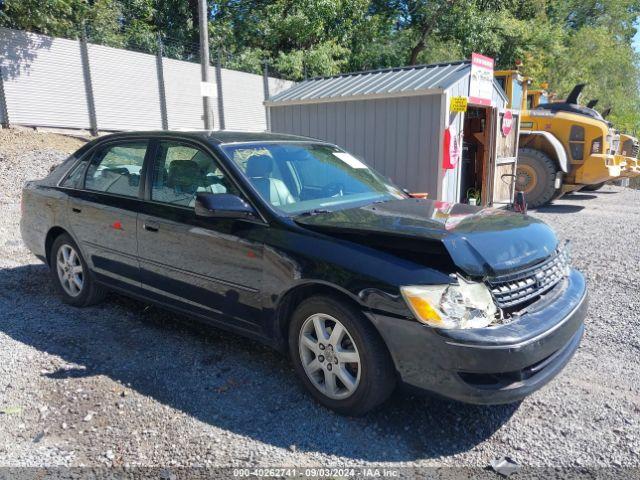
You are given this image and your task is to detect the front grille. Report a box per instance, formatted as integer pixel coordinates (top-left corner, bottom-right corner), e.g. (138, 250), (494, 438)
(486, 246), (570, 309)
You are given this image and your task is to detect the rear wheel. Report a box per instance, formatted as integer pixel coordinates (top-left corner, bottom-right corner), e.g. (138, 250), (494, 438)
(581, 182), (606, 192)
(50, 233), (107, 307)
(289, 295), (396, 416)
(516, 148), (558, 208)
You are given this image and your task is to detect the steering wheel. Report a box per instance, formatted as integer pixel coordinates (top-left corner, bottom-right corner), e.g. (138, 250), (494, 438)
(322, 182), (345, 197)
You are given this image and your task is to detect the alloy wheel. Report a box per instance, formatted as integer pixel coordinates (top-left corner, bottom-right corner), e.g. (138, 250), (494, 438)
(298, 313), (361, 400)
(56, 244), (84, 297)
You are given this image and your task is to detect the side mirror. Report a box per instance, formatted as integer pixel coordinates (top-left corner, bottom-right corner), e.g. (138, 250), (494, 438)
(194, 192), (257, 219)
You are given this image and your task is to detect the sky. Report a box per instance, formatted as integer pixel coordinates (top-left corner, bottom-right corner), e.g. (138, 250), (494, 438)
(635, 21), (640, 53)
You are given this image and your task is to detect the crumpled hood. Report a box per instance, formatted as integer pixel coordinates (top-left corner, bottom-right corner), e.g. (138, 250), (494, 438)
(295, 198), (558, 277)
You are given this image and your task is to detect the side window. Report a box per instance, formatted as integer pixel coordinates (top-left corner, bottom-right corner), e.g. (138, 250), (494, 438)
(526, 95), (533, 110)
(61, 159), (90, 188)
(85, 141), (147, 197)
(151, 141), (239, 207)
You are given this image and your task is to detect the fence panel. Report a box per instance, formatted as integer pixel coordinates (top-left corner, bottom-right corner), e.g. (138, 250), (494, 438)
(220, 69), (269, 131)
(163, 58), (219, 130)
(0, 27), (295, 133)
(88, 43), (162, 131)
(268, 77), (295, 98)
(0, 28), (90, 129)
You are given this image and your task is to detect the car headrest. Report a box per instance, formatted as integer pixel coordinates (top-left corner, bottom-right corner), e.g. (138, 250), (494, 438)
(167, 160), (203, 188)
(246, 155), (273, 178)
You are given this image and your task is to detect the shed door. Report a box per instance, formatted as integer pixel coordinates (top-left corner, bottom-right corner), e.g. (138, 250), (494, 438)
(491, 109), (520, 205)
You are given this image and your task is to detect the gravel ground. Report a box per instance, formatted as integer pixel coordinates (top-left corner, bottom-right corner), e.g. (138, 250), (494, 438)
(1, 129), (639, 473)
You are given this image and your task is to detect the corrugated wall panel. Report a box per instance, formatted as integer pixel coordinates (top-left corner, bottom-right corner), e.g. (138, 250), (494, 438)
(492, 81), (507, 108)
(163, 58), (217, 130)
(0, 89), (5, 124)
(0, 28), (89, 129)
(0, 27), (292, 132)
(89, 43), (161, 131)
(394, 97), (409, 187)
(268, 77), (294, 98)
(269, 94), (442, 195)
(220, 69), (266, 131)
(442, 77), (468, 202)
(407, 96), (421, 192)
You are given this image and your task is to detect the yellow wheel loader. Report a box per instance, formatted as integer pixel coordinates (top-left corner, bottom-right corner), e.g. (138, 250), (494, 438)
(600, 109), (639, 181)
(618, 133), (640, 178)
(495, 70), (621, 207)
(555, 105), (639, 190)
(526, 86), (556, 110)
(583, 125), (639, 190)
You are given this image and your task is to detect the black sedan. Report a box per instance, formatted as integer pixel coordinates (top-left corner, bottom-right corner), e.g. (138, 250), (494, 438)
(20, 131), (587, 415)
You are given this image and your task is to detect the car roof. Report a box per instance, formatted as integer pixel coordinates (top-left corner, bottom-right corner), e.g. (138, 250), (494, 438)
(92, 130), (325, 146)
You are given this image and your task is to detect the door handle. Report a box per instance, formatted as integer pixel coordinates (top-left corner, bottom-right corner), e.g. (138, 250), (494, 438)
(143, 221), (159, 232)
(72, 207), (82, 213)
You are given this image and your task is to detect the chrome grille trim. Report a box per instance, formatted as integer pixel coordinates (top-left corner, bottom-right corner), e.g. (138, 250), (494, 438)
(486, 247), (570, 309)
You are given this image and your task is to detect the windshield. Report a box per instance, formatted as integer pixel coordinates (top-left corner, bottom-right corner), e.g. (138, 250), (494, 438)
(220, 142), (406, 215)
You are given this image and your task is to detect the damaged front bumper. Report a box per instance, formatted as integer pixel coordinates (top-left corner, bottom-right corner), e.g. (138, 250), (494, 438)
(366, 269), (587, 404)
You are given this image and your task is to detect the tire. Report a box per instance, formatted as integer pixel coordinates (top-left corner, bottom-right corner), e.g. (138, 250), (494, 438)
(289, 295), (396, 416)
(516, 148), (559, 208)
(50, 233), (107, 307)
(581, 182), (606, 192)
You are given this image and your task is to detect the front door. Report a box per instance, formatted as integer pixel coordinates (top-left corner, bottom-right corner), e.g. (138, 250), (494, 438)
(67, 140), (148, 289)
(137, 140), (265, 331)
(491, 108), (521, 205)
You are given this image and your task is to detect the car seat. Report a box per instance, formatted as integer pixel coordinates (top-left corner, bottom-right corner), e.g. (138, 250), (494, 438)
(245, 155), (294, 207)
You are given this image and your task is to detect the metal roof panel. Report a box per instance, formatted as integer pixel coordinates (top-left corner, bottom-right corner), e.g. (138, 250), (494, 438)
(268, 61), (471, 104)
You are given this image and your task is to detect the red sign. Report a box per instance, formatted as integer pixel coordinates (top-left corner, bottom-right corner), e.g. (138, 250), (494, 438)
(469, 53), (494, 106)
(442, 126), (461, 169)
(501, 110), (514, 137)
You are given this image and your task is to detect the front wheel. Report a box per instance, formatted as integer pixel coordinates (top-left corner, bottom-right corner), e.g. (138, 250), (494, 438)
(516, 148), (559, 208)
(50, 233), (107, 307)
(289, 295), (396, 415)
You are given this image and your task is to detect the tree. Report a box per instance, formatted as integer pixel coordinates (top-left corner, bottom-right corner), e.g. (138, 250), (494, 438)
(1, 0), (640, 130)
(0, 0), (121, 41)
(213, 0), (371, 78)
(546, 26), (640, 132)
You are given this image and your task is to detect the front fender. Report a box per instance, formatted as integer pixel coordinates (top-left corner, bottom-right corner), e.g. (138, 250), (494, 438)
(521, 130), (569, 173)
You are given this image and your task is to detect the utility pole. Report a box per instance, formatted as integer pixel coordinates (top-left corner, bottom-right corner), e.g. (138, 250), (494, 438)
(198, 0), (214, 129)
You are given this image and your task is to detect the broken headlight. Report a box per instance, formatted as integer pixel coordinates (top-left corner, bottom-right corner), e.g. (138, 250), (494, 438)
(400, 276), (498, 329)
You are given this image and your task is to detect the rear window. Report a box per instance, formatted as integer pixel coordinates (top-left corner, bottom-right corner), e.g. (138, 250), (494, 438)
(60, 159), (89, 188)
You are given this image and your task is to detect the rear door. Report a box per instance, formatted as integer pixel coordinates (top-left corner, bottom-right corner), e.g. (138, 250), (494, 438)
(66, 140), (149, 289)
(137, 139), (265, 331)
(491, 108), (521, 206)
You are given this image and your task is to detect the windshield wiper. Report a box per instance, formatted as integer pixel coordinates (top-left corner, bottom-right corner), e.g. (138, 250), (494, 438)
(296, 209), (331, 217)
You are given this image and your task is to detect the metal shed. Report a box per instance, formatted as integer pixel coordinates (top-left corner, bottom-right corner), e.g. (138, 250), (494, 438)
(266, 58), (521, 206)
